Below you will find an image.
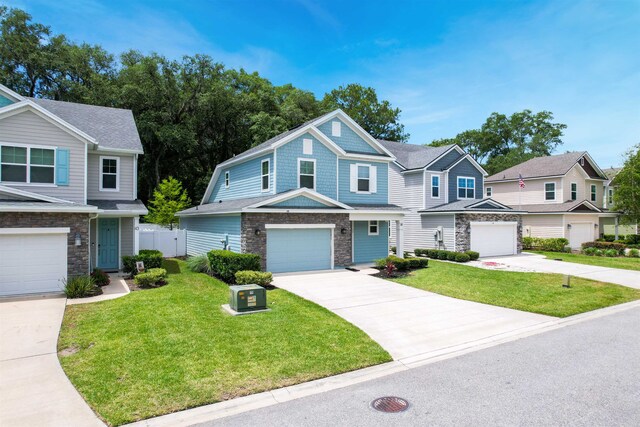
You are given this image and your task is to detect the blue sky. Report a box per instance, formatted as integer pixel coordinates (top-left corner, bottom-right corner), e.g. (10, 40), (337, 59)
(5, 0), (639, 167)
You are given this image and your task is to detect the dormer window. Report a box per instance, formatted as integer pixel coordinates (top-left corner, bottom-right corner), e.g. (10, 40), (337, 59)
(457, 177), (475, 199)
(100, 156), (119, 191)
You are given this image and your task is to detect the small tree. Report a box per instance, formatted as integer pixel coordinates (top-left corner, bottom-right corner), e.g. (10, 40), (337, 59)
(612, 144), (640, 225)
(145, 177), (191, 229)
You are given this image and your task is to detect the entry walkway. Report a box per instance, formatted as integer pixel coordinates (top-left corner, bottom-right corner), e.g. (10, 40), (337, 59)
(274, 270), (554, 361)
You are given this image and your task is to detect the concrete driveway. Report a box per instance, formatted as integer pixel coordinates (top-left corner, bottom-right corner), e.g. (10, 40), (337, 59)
(0, 297), (103, 427)
(482, 253), (640, 289)
(274, 271), (554, 362)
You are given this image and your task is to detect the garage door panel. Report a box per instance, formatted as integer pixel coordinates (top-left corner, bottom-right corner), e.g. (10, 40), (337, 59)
(569, 223), (593, 249)
(470, 222), (517, 257)
(267, 228), (332, 273)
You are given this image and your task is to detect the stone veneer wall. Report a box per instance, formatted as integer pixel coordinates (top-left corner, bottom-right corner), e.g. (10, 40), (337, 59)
(241, 213), (352, 270)
(455, 213), (523, 253)
(0, 212), (90, 276)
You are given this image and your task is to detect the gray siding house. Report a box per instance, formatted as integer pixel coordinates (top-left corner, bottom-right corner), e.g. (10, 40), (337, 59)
(0, 84), (147, 297)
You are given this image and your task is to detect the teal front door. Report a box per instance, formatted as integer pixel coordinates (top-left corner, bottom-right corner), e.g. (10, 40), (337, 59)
(98, 218), (119, 270)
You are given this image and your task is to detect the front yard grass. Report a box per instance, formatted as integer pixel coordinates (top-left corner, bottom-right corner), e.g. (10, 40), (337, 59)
(530, 251), (640, 271)
(391, 260), (640, 318)
(58, 260), (390, 426)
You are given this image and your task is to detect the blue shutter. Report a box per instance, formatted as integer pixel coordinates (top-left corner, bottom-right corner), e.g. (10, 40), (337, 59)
(56, 149), (70, 186)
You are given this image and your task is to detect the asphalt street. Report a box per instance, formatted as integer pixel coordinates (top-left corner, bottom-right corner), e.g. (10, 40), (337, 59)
(200, 306), (640, 427)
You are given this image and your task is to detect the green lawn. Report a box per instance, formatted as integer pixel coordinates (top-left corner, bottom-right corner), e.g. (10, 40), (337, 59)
(58, 260), (390, 426)
(391, 260), (640, 318)
(530, 251), (640, 271)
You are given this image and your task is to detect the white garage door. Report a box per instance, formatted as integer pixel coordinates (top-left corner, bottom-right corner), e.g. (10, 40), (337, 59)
(0, 228), (68, 296)
(569, 223), (593, 249)
(470, 222), (517, 257)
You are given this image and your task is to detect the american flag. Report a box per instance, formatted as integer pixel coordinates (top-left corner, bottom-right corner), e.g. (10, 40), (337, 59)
(518, 174), (526, 189)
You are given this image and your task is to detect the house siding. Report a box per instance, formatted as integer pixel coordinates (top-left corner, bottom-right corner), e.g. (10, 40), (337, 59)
(449, 157), (483, 202)
(270, 195), (330, 208)
(209, 153), (274, 202)
(180, 215), (241, 256)
(87, 152), (135, 200)
(316, 118), (378, 154)
(353, 220), (389, 263)
(120, 217), (134, 258)
(522, 215), (564, 239)
(425, 171), (445, 208)
(489, 177), (563, 206)
(276, 133), (337, 199)
(0, 110), (86, 204)
(565, 213), (600, 241)
(563, 164), (587, 203)
(428, 149), (462, 171)
(338, 160), (388, 204)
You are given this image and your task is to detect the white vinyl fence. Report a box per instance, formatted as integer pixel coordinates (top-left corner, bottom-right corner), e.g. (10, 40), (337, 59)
(139, 228), (186, 257)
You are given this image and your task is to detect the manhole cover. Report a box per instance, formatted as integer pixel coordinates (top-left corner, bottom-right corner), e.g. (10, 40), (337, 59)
(371, 396), (409, 413)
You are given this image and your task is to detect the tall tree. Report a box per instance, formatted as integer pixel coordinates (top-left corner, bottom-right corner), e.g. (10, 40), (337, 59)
(322, 83), (409, 142)
(145, 177), (191, 229)
(612, 144), (640, 225)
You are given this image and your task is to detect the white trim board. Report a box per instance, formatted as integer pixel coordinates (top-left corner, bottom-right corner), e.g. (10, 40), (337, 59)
(265, 224), (336, 229)
(0, 227), (70, 235)
(0, 184), (72, 204)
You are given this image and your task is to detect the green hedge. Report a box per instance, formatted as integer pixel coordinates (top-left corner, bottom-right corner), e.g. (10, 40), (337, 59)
(465, 250), (480, 261)
(522, 237), (569, 252)
(122, 249), (163, 276)
(208, 250), (261, 283)
(235, 270), (273, 286)
(375, 256), (427, 271)
(582, 241), (626, 255)
(134, 268), (167, 288)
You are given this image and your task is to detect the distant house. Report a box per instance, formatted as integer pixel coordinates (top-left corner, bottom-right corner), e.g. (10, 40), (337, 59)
(601, 167), (638, 236)
(484, 152), (619, 249)
(0, 84), (147, 297)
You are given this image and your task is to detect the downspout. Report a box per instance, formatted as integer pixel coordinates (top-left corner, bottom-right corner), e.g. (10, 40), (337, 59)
(88, 213), (99, 272)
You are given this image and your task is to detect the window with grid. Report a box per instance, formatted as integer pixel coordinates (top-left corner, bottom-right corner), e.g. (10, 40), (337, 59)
(457, 177), (475, 199)
(357, 165), (370, 192)
(571, 183), (577, 200)
(590, 184), (597, 202)
(101, 158), (118, 190)
(0, 146), (54, 184)
(545, 183), (555, 200)
(261, 160), (270, 191)
(432, 175), (440, 197)
(299, 160), (315, 189)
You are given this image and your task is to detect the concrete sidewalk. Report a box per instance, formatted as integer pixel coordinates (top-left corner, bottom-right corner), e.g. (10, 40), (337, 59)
(0, 297), (103, 427)
(273, 270), (554, 361)
(482, 253), (640, 289)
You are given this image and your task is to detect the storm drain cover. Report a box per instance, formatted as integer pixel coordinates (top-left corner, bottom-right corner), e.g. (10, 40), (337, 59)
(371, 396), (409, 413)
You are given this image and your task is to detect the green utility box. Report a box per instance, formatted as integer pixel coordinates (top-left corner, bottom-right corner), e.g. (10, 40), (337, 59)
(229, 284), (267, 312)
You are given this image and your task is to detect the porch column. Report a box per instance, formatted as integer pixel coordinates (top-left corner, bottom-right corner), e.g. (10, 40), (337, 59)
(614, 216), (619, 241)
(395, 219), (404, 259)
(134, 217), (140, 255)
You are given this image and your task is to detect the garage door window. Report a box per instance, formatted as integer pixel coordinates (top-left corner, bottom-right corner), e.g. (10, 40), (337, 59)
(1, 145), (55, 184)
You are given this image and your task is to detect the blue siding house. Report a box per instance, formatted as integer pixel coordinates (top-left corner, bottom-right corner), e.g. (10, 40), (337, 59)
(178, 110), (406, 273)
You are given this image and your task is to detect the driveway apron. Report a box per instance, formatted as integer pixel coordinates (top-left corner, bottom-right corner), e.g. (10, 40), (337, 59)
(0, 297), (103, 427)
(273, 271), (553, 361)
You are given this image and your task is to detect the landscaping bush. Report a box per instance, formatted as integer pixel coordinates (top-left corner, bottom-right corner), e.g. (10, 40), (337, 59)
(427, 249), (439, 258)
(524, 237), (569, 252)
(390, 246), (396, 254)
(522, 237), (534, 250)
(386, 255), (410, 271)
(582, 241), (626, 255)
(374, 258), (387, 269)
(437, 250), (449, 260)
(602, 234), (625, 242)
(208, 250), (261, 283)
(90, 268), (110, 287)
(625, 234), (640, 245)
(455, 253), (471, 263)
(134, 268), (167, 288)
(446, 251), (457, 261)
(627, 248), (640, 258)
(186, 254), (212, 274)
(465, 250), (480, 261)
(406, 257), (428, 269)
(64, 275), (100, 298)
(414, 248), (428, 257)
(235, 270), (273, 286)
(122, 249), (164, 276)
(603, 249), (619, 257)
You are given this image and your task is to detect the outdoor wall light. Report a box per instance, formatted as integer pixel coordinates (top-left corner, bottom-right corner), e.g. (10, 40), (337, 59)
(74, 233), (82, 246)
(340, 228), (347, 235)
(567, 224), (572, 229)
(594, 224), (599, 229)
(255, 229), (261, 236)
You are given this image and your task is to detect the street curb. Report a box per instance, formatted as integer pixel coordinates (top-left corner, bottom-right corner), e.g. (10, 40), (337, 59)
(124, 299), (640, 427)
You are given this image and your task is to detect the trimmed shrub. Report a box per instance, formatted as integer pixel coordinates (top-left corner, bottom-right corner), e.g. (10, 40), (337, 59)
(455, 253), (471, 263)
(446, 251), (457, 261)
(582, 241), (625, 255)
(390, 246), (396, 254)
(526, 237), (570, 252)
(208, 250), (261, 283)
(386, 255), (410, 271)
(122, 249), (163, 276)
(437, 250), (449, 260)
(414, 248), (428, 257)
(522, 236), (534, 250)
(235, 270), (273, 286)
(186, 254), (212, 274)
(602, 234), (626, 242)
(64, 275), (100, 298)
(582, 247), (598, 256)
(91, 268), (110, 287)
(374, 258), (387, 269)
(465, 250), (480, 261)
(603, 249), (619, 257)
(134, 268), (167, 288)
(427, 249), (439, 258)
(406, 257), (428, 269)
(627, 248), (640, 258)
(625, 234), (640, 245)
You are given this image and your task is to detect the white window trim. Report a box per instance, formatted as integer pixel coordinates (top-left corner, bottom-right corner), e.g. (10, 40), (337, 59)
(485, 186), (492, 197)
(544, 182), (556, 201)
(0, 142), (57, 186)
(457, 176), (475, 199)
(431, 174), (441, 199)
(590, 184), (597, 202)
(608, 188), (613, 204)
(368, 220), (379, 236)
(570, 182), (577, 201)
(99, 156), (119, 192)
(224, 171), (230, 189)
(302, 138), (313, 155)
(331, 121), (341, 137)
(297, 158), (316, 190)
(261, 159), (270, 192)
(356, 163), (373, 194)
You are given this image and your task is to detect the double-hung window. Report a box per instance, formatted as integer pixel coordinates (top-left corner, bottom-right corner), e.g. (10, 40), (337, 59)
(298, 159), (315, 189)
(0, 145), (55, 184)
(431, 175), (440, 198)
(590, 184), (597, 202)
(545, 182), (556, 201)
(570, 183), (577, 201)
(261, 160), (270, 191)
(368, 220), (379, 236)
(486, 187), (492, 197)
(608, 188), (613, 205)
(457, 177), (475, 199)
(100, 156), (119, 191)
(357, 165), (370, 192)
(224, 171), (230, 188)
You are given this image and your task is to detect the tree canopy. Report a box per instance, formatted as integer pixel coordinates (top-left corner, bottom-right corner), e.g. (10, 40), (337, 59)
(429, 110), (567, 175)
(612, 144), (640, 225)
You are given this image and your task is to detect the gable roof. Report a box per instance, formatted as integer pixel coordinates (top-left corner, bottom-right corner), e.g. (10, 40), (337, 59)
(486, 151), (607, 182)
(419, 198), (525, 214)
(377, 140), (457, 170)
(245, 188), (352, 210)
(517, 200), (602, 213)
(0, 184), (73, 204)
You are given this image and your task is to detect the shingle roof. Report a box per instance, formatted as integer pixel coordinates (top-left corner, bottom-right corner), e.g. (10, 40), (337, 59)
(88, 199), (148, 213)
(0, 201), (98, 212)
(377, 140), (456, 170)
(349, 203), (406, 211)
(177, 195), (275, 216)
(486, 152), (587, 182)
(602, 167), (621, 181)
(30, 98), (143, 152)
(517, 200), (601, 213)
(419, 198), (522, 213)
